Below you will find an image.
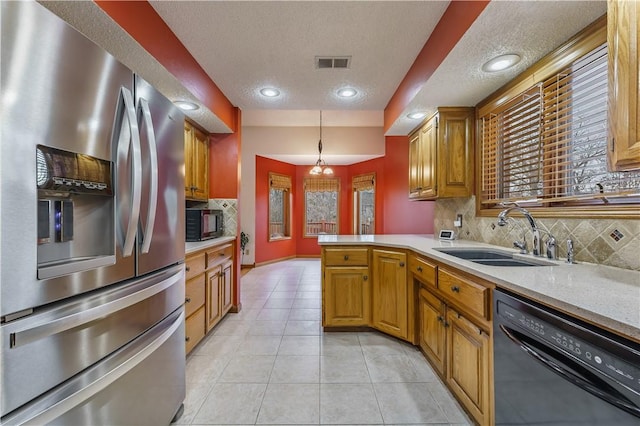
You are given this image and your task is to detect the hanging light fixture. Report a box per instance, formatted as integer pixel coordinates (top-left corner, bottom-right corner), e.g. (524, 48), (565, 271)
(310, 110), (333, 175)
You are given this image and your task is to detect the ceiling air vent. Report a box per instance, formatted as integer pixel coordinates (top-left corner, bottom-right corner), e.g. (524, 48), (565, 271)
(315, 56), (351, 69)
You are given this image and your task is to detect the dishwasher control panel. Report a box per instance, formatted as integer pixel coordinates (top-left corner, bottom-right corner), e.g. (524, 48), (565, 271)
(498, 300), (640, 393)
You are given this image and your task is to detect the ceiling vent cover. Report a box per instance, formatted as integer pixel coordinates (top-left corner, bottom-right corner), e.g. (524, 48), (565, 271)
(315, 56), (351, 69)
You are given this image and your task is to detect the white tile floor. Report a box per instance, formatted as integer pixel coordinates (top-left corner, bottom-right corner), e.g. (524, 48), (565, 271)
(175, 258), (473, 426)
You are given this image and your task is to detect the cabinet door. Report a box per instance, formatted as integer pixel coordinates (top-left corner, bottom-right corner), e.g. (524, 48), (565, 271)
(323, 267), (370, 326)
(438, 108), (474, 197)
(419, 116), (438, 198)
(608, 0), (640, 171)
(184, 123), (195, 196)
(419, 288), (446, 376)
(409, 131), (422, 198)
(185, 306), (205, 355)
(221, 259), (233, 315)
(446, 308), (491, 426)
(206, 267), (222, 331)
(372, 249), (408, 339)
(191, 128), (209, 200)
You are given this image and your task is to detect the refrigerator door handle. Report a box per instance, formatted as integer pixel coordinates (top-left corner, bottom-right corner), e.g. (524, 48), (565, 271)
(117, 87), (142, 257)
(8, 269), (183, 349)
(138, 97), (158, 254)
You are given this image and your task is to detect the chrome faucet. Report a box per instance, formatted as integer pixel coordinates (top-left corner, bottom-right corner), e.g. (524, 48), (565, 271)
(497, 205), (544, 256)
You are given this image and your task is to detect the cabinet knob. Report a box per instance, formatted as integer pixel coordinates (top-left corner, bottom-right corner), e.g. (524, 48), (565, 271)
(220, 253), (225, 257)
(399, 262), (405, 267)
(363, 275), (368, 281)
(185, 336), (190, 342)
(444, 321), (450, 328)
(450, 286), (460, 293)
(437, 315), (444, 322)
(343, 255), (349, 260)
(185, 297), (191, 303)
(185, 266), (190, 272)
(417, 266), (423, 272)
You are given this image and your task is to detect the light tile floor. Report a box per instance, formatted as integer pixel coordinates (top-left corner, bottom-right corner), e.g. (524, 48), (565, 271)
(175, 259), (472, 426)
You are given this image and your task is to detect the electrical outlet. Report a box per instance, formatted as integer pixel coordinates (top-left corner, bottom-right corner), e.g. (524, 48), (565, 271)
(454, 214), (463, 228)
(245, 249), (250, 255)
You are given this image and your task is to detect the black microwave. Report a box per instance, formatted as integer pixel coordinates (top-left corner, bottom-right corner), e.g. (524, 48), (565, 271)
(185, 209), (223, 241)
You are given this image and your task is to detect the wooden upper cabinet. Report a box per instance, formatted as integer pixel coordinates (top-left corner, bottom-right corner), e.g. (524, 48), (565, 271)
(184, 121), (209, 201)
(408, 107), (474, 199)
(608, 0), (640, 171)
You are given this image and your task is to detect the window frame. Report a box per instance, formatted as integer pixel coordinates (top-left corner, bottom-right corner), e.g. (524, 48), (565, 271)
(303, 177), (340, 238)
(475, 15), (639, 219)
(268, 172), (292, 241)
(352, 173), (376, 235)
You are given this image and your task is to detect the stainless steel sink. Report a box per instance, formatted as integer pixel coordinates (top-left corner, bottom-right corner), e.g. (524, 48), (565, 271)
(434, 248), (555, 267)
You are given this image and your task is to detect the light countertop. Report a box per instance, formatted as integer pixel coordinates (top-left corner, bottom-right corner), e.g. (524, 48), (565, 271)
(318, 234), (640, 343)
(185, 236), (236, 255)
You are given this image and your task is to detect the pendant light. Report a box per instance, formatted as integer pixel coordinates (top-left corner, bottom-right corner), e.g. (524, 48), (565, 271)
(309, 110), (333, 175)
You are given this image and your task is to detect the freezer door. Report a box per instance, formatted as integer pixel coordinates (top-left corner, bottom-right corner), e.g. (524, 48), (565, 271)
(135, 75), (186, 276)
(1, 265), (185, 417)
(0, 1), (137, 316)
(1, 309), (186, 426)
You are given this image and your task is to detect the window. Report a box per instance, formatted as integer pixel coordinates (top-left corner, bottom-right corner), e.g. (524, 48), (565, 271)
(268, 173), (291, 240)
(479, 39), (640, 214)
(353, 173), (375, 234)
(304, 177), (339, 237)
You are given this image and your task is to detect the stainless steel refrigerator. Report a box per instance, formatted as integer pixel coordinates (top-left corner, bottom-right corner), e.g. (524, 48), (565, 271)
(1, 2), (186, 424)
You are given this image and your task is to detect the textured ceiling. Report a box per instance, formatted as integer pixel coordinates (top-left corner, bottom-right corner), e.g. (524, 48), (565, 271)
(42, 1), (607, 161)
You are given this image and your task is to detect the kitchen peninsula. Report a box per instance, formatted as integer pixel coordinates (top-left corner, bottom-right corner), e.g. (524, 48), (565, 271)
(319, 234), (640, 426)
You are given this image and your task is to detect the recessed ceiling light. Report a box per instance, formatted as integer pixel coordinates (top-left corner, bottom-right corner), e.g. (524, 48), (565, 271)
(482, 54), (521, 72)
(337, 88), (357, 98)
(260, 87), (280, 97)
(174, 100), (199, 111)
(407, 112), (427, 120)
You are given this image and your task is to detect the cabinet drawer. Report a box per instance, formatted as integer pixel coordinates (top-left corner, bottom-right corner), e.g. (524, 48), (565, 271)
(324, 248), (369, 266)
(207, 243), (233, 267)
(185, 252), (206, 281)
(185, 306), (205, 354)
(185, 275), (205, 317)
(438, 269), (489, 319)
(409, 255), (437, 288)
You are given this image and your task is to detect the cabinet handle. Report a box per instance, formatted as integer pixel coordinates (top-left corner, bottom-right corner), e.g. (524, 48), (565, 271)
(417, 266), (423, 272)
(185, 297), (191, 303)
(185, 266), (190, 272)
(363, 275), (368, 281)
(185, 336), (190, 342)
(450, 285), (460, 293)
(437, 315), (444, 322)
(399, 262), (405, 267)
(443, 321), (450, 328)
(343, 255), (349, 261)
(220, 253), (225, 257)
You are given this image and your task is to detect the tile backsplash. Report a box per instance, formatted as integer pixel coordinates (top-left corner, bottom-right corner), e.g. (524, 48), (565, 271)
(435, 196), (640, 271)
(208, 198), (238, 237)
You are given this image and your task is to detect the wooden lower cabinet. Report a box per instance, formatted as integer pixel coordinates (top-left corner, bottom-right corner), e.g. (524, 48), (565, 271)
(185, 241), (235, 355)
(206, 266), (223, 331)
(447, 307), (491, 426)
(324, 267), (370, 326)
(372, 249), (409, 340)
(418, 287), (446, 376)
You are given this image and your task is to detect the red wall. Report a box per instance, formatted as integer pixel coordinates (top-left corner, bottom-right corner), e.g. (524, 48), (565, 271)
(255, 156), (297, 264)
(383, 136), (434, 234)
(210, 130), (239, 198)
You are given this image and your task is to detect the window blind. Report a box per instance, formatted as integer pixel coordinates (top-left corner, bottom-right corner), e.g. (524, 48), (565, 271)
(352, 173), (375, 191)
(480, 42), (640, 207)
(269, 173), (291, 190)
(304, 177), (339, 193)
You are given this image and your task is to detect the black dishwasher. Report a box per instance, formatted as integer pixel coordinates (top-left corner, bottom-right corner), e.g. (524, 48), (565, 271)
(493, 289), (640, 425)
